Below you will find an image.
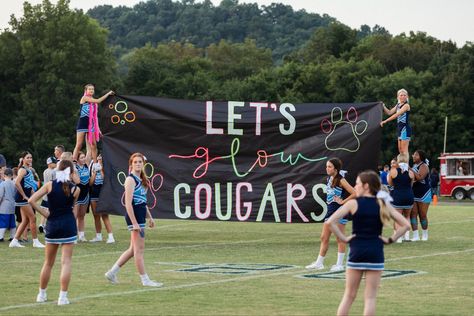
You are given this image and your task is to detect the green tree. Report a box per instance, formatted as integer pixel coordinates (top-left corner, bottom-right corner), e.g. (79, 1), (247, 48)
(0, 0), (117, 170)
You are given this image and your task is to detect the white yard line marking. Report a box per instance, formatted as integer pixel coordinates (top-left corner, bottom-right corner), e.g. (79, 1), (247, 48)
(2, 248), (474, 311)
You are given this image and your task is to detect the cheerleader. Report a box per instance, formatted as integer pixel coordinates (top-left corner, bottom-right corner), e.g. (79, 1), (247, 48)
(89, 154), (115, 243)
(72, 84), (114, 163)
(388, 153), (414, 242)
(410, 150), (432, 241)
(105, 153), (162, 287)
(381, 88), (412, 154)
(9, 152), (45, 248)
(327, 170), (409, 316)
(74, 152), (90, 241)
(29, 160), (80, 305)
(306, 158), (356, 272)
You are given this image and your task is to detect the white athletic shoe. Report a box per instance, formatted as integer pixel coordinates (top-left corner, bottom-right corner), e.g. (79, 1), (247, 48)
(57, 297), (70, 306)
(396, 237), (403, 243)
(33, 240), (45, 248)
(404, 231), (410, 241)
(142, 279), (163, 287)
(329, 264), (345, 272)
(89, 236), (103, 243)
(105, 271), (119, 284)
(305, 261), (324, 270)
(9, 239), (25, 248)
(106, 237), (115, 244)
(78, 236), (87, 242)
(411, 235), (420, 242)
(36, 293), (47, 303)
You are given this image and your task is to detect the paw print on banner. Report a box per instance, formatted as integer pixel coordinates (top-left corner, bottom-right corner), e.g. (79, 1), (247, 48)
(117, 161), (164, 209)
(321, 107), (368, 152)
(109, 100), (136, 125)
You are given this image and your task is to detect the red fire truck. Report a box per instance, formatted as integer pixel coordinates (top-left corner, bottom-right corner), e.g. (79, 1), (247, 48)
(439, 152), (474, 200)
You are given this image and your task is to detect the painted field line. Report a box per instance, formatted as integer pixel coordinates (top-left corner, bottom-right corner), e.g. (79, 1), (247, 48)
(8, 238), (268, 264)
(429, 219), (474, 225)
(0, 266), (304, 312)
(387, 248), (474, 262)
(2, 248), (474, 311)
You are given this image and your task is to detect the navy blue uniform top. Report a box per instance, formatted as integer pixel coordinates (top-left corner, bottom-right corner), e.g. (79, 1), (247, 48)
(412, 162), (431, 193)
(391, 168), (412, 191)
(130, 173), (147, 206)
(352, 197), (383, 239)
(47, 180), (76, 219)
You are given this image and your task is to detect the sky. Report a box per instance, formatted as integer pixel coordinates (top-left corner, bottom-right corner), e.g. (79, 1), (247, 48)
(0, 0), (472, 46)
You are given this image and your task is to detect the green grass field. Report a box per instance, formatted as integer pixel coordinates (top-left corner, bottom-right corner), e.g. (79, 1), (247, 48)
(1, 204), (473, 315)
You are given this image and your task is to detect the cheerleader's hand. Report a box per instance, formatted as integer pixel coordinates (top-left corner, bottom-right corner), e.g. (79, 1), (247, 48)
(132, 223), (140, 231)
(380, 120), (385, 127)
(379, 235), (394, 245)
(148, 218), (155, 228)
(334, 196), (344, 205)
(345, 234), (356, 243)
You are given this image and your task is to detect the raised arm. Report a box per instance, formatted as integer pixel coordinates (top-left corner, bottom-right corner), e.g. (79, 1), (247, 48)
(382, 103), (397, 116)
(412, 163), (429, 181)
(381, 103), (410, 127)
(81, 90), (114, 104)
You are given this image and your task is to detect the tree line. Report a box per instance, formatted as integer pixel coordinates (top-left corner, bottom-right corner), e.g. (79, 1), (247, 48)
(0, 0), (472, 171)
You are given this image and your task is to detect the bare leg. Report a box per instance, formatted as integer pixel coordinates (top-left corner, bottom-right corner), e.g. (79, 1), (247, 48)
(90, 201), (102, 234)
(336, 223), (347, 253)
(132, 230), (146, 275)
(59, 244), (74, 291)
(400, 140), (409, 155)
(39, 243), (59, 289)
(73, 132), (86, 161)
(337, 268), (363, 315)
(102, 215), (113, 234)
(76, 204), (88, 234)
(363, 270), (382, 316)
(115, 240), (134, 267)
(410, 203), (419, 231)
(15, 205), (38, 239)
(318, 223), (332, 257)
(418, 202), (430, 230)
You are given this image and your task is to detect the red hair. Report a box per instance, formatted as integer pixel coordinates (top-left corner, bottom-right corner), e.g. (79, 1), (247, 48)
(129, 153), (148, 188)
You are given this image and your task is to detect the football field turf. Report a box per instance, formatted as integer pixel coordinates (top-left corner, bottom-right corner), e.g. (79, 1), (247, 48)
(0, 204), (473, 315)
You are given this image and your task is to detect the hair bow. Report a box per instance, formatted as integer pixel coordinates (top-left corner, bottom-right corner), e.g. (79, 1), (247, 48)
(376, 190), (393, 205)
(399, 163), (409, 173)
(339, 170), (348, 177)
(56, 167), (71, 183)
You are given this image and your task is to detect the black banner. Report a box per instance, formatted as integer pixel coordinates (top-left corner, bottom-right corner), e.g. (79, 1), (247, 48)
(98, 96), (382, 222)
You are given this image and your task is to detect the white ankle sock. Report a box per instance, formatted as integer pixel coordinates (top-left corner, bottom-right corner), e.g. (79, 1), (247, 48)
(110, 263), (120, 274)
(140, 273), (150, 283)
(316, 255), (325, 265)
(39, 288), (47, 296)
(59, 290), (68, 299)
(96, 233), (102, 239)
(336, 252), (345, 266)
(108, 233), (114, 239)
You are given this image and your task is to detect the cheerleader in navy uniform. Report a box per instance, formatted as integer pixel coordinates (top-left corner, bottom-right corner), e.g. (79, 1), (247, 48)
(306, 158), (356, 272)
(89, 154), (115, 243)
(105, 153), (162, 287)
(28, 160), (80, 305)
(388, 153), (415, 242)
(9, 152), (45, 248)
(74, 152), (90, 242)
(327, 170), (409, 316)
(410, 150), (432, 241)
(72, 84), (114, 164)
(381, 88), (412, 155)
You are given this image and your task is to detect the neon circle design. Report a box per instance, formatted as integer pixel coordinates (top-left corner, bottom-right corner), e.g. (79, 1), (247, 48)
(117, 172), (127, 186)
(115, 101), (128, 113)
(120, 120), (125, 125)
(108, 104), (114, 109)
(111, 115), (120, 124)
(346, 107), (358, 122)
(321, 118), (332, 134)
(124, 111), (136, 123)
(151, 174), (164, 192)
(144, 162), (154, 178)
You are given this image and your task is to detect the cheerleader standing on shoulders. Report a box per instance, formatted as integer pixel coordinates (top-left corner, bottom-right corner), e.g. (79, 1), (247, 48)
(9, 152), (45, 248)
(381, 88), (412, 155)
(72, 84), (114, 163)
(388, 153), (414, 242)
(29, 160), (80, 305)
(306, 158), (356, 272)
(74, 152), (90, 242)
(327, 170), (410, 316)
(410, 150), (432, 241)
(105, 153), (162, 287)
(89, 154), (115, 243)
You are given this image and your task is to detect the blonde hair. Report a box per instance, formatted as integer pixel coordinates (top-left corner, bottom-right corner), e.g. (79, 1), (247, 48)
(397, 88), (408, 96)
(397, 153), (409, 163)
(357, 171), (392, 227)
